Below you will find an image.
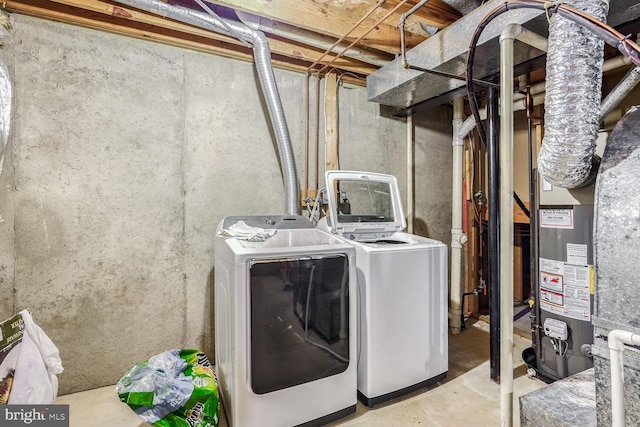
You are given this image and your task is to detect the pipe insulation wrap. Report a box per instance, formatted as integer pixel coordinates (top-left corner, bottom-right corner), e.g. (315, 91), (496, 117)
(115, 0), (300, 215)
(537, 0), (609, 188)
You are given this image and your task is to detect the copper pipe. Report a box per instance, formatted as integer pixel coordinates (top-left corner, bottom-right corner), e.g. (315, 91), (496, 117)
(307, 0), (387, 72)
(316, 0), (412, 74)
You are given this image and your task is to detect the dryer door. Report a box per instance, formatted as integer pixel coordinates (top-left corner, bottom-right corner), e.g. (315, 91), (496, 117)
(249, 253), (350, 394)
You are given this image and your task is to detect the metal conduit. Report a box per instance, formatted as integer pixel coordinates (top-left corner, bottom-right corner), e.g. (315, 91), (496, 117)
(400, 0), (431, 68)
(114, 0), (300, 215)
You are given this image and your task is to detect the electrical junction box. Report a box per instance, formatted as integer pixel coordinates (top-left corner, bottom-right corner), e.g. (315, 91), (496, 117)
(544, 318), (569, 340)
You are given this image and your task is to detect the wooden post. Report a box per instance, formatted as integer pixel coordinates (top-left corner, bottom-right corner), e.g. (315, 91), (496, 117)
(325, 73), (339, 172)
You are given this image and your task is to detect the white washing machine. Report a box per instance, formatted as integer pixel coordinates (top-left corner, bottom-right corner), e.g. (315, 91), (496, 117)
(214, 215), (357, 427)
(317, 171), (448, 407)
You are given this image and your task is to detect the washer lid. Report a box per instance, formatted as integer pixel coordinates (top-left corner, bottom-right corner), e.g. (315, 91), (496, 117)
(324, 170), (406, 239)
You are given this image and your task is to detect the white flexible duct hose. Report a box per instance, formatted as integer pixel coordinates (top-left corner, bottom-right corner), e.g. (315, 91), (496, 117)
(537, 0), (609, 188)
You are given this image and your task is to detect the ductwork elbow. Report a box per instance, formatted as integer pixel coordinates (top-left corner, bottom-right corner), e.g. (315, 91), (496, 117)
(537, 0), (609, 189)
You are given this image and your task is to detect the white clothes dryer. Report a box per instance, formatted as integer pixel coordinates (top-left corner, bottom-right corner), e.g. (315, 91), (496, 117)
(317, 171), (448, 407)
(214, 215), (357, 427)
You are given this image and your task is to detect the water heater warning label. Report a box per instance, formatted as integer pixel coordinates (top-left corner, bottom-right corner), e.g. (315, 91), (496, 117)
(539, 257), (591, 321)
(541, 271), (563, 292)
(540, 209), (574, 229)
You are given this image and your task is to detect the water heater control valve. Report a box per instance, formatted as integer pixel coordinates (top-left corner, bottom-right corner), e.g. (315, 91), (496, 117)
(543, 318), (569, 340)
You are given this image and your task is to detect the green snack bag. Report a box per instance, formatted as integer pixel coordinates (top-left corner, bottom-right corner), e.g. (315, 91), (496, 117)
(116, 349), (220, 427)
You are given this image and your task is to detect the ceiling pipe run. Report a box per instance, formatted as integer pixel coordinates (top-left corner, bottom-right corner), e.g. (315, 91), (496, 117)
(114, 0), (300, 215)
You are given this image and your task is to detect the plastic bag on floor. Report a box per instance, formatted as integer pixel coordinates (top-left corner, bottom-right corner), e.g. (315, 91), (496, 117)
(0, 309), (64, 404)
(116, 349), (220, 427)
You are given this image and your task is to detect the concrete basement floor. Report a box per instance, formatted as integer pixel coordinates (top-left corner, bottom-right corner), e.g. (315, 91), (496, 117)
(55, 319), (545, 427)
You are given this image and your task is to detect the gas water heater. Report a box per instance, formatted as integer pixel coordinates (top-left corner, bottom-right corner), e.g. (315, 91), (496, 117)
(534, 203), (594, 381)
(527, 132), (609, 382)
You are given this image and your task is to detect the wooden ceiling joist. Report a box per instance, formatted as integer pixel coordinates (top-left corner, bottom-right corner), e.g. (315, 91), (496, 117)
(201, 0), (426, 54)
(6, 0), (377, 76)
(381, 0), (461, 28)
(4, 0), (471, 80)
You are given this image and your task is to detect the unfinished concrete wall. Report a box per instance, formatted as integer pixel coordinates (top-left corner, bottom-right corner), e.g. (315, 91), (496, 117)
(414, 109), (454, 246)
(1, 13), (190, 395)
(0, 13), (452, 395)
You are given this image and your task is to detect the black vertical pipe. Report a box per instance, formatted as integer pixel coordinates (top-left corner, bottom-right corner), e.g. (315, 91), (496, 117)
(487, 85), (501, 383)
(526, 87), (539, 353)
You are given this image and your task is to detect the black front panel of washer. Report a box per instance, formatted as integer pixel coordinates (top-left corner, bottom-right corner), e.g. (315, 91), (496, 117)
(250, 254), (350, 394)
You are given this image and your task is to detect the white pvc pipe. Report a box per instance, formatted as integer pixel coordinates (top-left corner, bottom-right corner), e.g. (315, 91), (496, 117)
(449, 97), (466, 334)
(407, 114), (415, 234)
(459, 109), (485, 140)
(499, 24), (516, 427)
(600, 66), (640, 120)
(608, 329), (640, 427)
(514, 26), (548, 52)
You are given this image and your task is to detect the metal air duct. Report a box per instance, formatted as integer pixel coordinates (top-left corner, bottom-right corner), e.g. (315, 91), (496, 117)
(440, 0), (482, 16)
(593, 105), (640, 426)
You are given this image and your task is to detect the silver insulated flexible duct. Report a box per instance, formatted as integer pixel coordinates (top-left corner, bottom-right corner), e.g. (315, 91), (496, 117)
(115, 0), (300, 215)
(537, 0), (609, 188)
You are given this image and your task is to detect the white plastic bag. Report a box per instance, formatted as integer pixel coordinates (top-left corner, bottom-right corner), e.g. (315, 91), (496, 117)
(0, 309), (63, 404)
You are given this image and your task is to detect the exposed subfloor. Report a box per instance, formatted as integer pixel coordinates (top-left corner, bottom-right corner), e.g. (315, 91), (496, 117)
(55, 319), (546, 426)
